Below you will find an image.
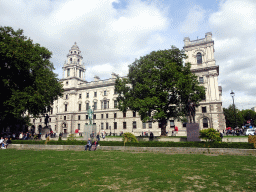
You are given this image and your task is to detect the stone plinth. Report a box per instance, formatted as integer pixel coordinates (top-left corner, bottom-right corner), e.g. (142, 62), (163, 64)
(186, 123), (200, 142)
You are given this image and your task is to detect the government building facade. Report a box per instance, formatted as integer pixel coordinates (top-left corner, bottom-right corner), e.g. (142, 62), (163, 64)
(30, 32), (226, 136)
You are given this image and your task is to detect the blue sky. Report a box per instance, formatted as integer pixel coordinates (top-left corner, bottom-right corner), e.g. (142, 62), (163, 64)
(1, 0), (256, 110)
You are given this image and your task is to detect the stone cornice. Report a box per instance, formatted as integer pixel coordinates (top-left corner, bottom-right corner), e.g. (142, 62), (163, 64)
(190, 65), (219, 75)
(183, 40), (214, 49)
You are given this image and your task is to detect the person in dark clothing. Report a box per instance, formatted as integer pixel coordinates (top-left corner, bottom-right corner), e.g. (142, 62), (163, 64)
(85, 138), (92, 151)
(149, 132), (154, 141)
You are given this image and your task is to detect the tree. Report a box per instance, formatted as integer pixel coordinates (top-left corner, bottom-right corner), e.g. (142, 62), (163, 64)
(0, 26), (64, 132)
(223, 105), (244, 128)
(115, 46), (205, 136)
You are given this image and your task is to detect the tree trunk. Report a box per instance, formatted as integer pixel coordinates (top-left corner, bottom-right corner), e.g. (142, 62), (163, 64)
(160, 119), (167, 136)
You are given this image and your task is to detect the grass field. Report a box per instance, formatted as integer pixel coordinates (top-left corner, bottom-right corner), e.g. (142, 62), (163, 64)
(1, 149), (256, 192)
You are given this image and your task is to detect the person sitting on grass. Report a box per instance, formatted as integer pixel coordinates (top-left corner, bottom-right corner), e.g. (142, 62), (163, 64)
(85, 138), (92, 151)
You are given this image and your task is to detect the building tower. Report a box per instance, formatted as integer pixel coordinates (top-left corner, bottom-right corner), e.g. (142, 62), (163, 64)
(184, 32), (226, 130)
(62, 42), (86, 89)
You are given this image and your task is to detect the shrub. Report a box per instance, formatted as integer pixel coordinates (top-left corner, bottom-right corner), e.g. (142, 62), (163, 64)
(199, 128), (221, 142)
(122, 132), (138, 143)
(248, 135), (256, 148)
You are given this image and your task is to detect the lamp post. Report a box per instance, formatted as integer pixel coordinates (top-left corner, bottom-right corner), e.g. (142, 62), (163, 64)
(230, 90), (237, 129)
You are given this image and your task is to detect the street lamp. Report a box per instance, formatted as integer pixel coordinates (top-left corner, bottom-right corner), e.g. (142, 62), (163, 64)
(230, 90), (237, 129)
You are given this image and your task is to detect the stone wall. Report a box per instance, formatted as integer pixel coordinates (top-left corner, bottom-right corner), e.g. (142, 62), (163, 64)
(7, 144), (256, 156)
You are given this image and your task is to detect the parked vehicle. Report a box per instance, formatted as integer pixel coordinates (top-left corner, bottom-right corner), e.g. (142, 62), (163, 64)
(245, 129), (255, 136)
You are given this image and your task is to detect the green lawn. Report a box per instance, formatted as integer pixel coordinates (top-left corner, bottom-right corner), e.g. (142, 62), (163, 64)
(1, 149), (256, 191)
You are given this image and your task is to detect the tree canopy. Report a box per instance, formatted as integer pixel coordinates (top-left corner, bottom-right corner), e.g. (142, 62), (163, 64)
(223, 105), (256, 128)
(115, 46), (205, 136)
(0, 26), (64, 132)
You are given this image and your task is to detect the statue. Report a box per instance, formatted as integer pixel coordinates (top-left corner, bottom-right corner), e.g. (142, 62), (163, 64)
(186, 99), (197, 123)
(88, 106), (94, 125)
(44, 114), (49, 127)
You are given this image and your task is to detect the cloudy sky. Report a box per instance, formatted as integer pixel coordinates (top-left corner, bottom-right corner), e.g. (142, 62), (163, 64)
(1, 0), (256, 110)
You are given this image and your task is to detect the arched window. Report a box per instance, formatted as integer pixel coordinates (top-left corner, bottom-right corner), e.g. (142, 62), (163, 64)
(197, 52), (202, 64)
(70, 58), (72, 63)
(203, 118), (208, 128)
(71, 51), (72, 54)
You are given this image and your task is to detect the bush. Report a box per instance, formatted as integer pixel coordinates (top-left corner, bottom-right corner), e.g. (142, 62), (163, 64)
(122, 132), (138, 143)
(248, 135), (256, 148)
(199, 128), (221, 142)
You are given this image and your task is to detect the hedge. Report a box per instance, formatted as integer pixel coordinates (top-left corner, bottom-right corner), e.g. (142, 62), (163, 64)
(10, 140), (255, 149)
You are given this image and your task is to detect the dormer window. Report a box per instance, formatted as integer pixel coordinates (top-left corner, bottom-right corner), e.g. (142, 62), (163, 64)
(197, 52), (202, 64)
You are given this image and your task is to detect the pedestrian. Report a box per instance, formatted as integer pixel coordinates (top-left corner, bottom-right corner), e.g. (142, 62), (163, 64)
(85, 138), (92, 151)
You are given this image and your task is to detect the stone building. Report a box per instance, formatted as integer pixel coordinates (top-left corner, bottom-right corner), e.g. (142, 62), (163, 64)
(30, 33), (226, 136)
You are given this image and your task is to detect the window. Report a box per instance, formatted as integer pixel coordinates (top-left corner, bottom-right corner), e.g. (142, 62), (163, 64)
(101, 114), (104, 119)
(197, 52), (202, 64)
(114, 122), (117, 129)
(143, 122), (146, 129)
(114, 100), (118, 108)
(86, 103), (89, 110)
(133, 111), (136, 117)
(133, 121), (137, 129)
(74, 51), (76, 54)
(78, 115), (80, 120)
(78, 59), (80, 62)
(66, 95), (68, 99)
(78, 124), (80, 130)
(86, 115), (88, 120)
(123, 122), (126, 129)
(33, 119), (35, 123)
(71, 51), (72, 54)
(70, 58), (72, 62)
(106, 122), (109, 130)
(114, 113), (117, 118)
(102, 100), (109, 109)
(94, 102), (97, 110)
(79, 70), (81, 78)
(49, 118), (51, 122)
(106, 114), (108, 118)
(93, 114), (96, 119)
(123, 112), (126, 118)
(104, 90), (107, 96)
(170, 120), (175, 127)
(101, 123), (104, 130)
(79, 94), (82, 99)
(183, 122), (186, 127)
(79, 104), (81, 111)
(64, 116), (66, 120)
(94, 92), (97, 97)
(65, 104), (67, 112)
(66, 81), (68, 85)
(86, 93), (89, 98)
(40, 119), (42, 122)
(203, 118), (208, 128)
(199, 77), (204, 84)
(202, 107), (207, 113)
(149, 122), (152, 129)
(67, 69), (70, 76)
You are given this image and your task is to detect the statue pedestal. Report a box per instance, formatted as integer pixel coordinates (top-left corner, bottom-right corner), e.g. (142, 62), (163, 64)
(84, 124), (97, 140)
(186, 123), (200, 142)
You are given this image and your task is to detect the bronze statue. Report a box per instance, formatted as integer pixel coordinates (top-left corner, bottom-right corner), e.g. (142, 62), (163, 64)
(87, 106), (94, 125)
(44, 114), (49, 127)
(186, 99), (196, 123)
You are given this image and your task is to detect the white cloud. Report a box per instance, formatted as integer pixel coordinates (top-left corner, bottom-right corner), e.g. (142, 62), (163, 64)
(180, 5), (206, 34)
(0, 0), (170, 81)
(209, 0), (256, 109)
